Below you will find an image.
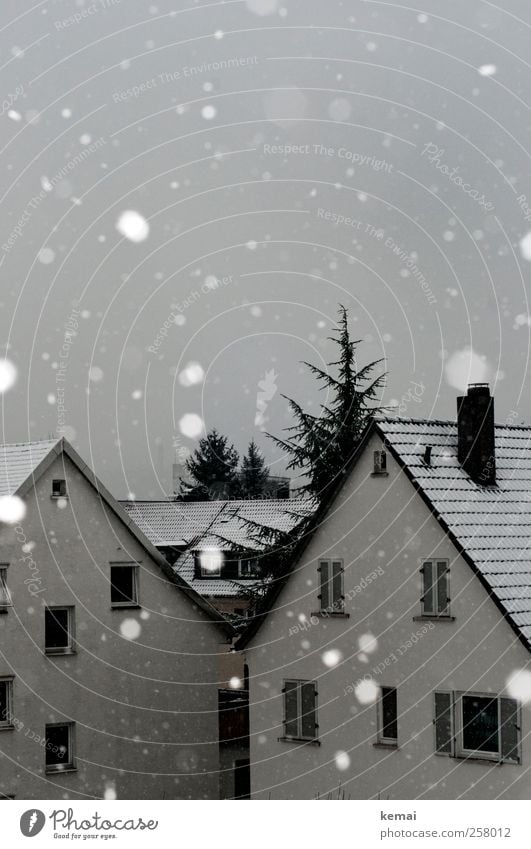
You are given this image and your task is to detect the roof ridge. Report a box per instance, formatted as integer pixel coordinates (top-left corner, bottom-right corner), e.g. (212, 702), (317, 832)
(376, 416), (531, 430)
(0, 438), (61, 448)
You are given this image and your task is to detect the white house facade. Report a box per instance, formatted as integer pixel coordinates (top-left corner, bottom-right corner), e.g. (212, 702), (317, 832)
(0, 438), (227, 800)
(239, 385), (531, 799)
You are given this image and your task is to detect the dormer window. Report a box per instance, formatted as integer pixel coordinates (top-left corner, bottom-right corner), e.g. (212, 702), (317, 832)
(373, 450), (387, 475)
(52, 479), (67, 498)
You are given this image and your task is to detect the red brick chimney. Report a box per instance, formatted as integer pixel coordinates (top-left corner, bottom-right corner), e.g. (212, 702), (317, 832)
(457, 384), (496, 485)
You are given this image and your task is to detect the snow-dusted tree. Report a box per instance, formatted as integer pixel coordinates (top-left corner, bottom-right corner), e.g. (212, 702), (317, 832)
(178, 429), (240, 501)
(239, 440), (270, 499)
(269, 305), (386, 500)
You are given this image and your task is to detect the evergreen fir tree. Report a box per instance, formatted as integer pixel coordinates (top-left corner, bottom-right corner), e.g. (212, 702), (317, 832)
(178, 428), (240, 500)
(269, 305), (386, 500)
(239, 440), (270, 499)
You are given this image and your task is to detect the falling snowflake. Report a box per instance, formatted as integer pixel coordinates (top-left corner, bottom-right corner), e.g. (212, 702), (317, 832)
(88, 366), (103, 383)
(120, 619), (141, 640)
(229, 677), (243, 689)
(358, 633), (378, 654)
(355, 678), (379, 704)
(38, 248), (55, 265)
(116, 210), (150, 243)
(322, 648), (342, 668)
(519, 232), (531, 261)
(445, 347), (490, 392)
(179, 413), (204, 438)
(334, 750), (351, 771)
(201, 105), (217, 120)
(199, 548), (222, 573)
(506, 669), (531, 704)
(178, 362), (205, 387)
(0, 359), (17, 393)
(246, 0), (278, 14)
(0, 495), (26, 524)
(478, 64), (497, 77)
(7, 110), (21, 122)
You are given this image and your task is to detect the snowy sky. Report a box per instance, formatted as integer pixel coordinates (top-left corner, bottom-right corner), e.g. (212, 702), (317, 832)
(1, 0), (530, 497)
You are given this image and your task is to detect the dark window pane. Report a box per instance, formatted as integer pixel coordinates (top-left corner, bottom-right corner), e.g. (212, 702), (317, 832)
(381, 687), (398, 739)
(110, 567), (136, 604)
(45, 609), (70, 649)
(46, 725), (70, 767)
(319, 562), (330, 611)
(0, 682), (9, 722)
(52, 480), (66, 496)
(462, 696), (499, 753)
(436, 562), (449, 614)
(300, 682), (317, 739)
(284, 681), (298, 738)
(0, 571), (9, 605)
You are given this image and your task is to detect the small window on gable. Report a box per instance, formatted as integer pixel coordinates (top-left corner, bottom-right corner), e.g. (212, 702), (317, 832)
(0, 678), (14, 729)
(45, 607), (75, 654)
(0, 567), (11, 610)
(110, 565), (139, 607)
(45, 722), (75, 772)
(421, 560), (450, 617)
(283, 680), (318, 742)
(377, 686), (398, 746)
(318, 559), (344, 613)
(52, 479), (67, 498)
(373, 450), (387, 475)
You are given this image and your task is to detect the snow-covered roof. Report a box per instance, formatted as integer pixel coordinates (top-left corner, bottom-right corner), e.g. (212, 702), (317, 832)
(120, 498), (316, 599)
(377, 417), (531, 648)
(0, 439), (60, 496)
(120, 498), (315, 549)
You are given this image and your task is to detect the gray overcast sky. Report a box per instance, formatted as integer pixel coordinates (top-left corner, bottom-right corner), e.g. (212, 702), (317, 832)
(1, 0), (530, 496)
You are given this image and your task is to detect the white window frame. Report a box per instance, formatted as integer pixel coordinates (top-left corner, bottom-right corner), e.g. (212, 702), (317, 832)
(45, 722), (76, 772)
(110, 563), (139, 608)
(44, 606), (75, 655)
(421, 559), (451, 617)
(0, 677), (14, 730)
(455, 692), (502, 762)
(0, 566), (11, 610)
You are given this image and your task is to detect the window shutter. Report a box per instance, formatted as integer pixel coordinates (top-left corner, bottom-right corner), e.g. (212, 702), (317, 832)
(319, 561), (330, 611)
(434, 691), (453, 754)
(283, 681), (298, 738)
(500, 698), (520, 763)
(422, 561), (434, 614)
(332, 561), (344, 610)
(300, 682), (317, 739)
(436, 561), (449, 614)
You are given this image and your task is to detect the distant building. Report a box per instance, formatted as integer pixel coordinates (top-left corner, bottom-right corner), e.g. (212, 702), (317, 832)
(0, 438), (228, 800)
(238, 385), (531, 799)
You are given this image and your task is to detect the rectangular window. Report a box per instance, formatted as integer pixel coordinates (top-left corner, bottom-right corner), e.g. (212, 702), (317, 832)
(0, 566), (11, 610)
(377, 686), (398, 745)
(0, 678), (14, 729)
(318, 559), (344, 613)
(52, 479), (67, 497)
(421, 560), (450, 616)
(45, 607), (75, 654)
(110, 565), (139, 607)
(283, 680), (318, 741)
(238, 558), (260, 579)
(373, 450), (387, 474)
(434, 691), (520, 763)
(45, 723), (75, 772)
(196, 552), (222, 578)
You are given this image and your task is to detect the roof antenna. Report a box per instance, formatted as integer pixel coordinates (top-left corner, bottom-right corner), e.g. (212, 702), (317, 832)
(423, 445), (432, 466)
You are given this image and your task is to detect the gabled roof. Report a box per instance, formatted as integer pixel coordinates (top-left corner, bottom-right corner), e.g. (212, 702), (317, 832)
(0, 439), (60, 496)
(237, 416), (531, 652)
(120, 498), (316, 599)
(378, 417), (531, 650)
(0, 438), (232, 635)
(119, 498), (315, 548)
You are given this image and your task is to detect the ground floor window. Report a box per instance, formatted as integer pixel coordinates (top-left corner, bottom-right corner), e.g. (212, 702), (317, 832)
(434, 691), (520, 763)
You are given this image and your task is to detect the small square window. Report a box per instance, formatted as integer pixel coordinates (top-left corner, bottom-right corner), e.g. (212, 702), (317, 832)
(110, 565), (139, 607)
(45, 723), (75, 772)
(52, 479), (67, 498)
(238, 559), (260, 579)
(0, 567), (11, 610)
(45, 607), (75, 654)
(373, 450), (387, 475)
(0, 678), (14, 729)
(377, 686), (398, 745)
